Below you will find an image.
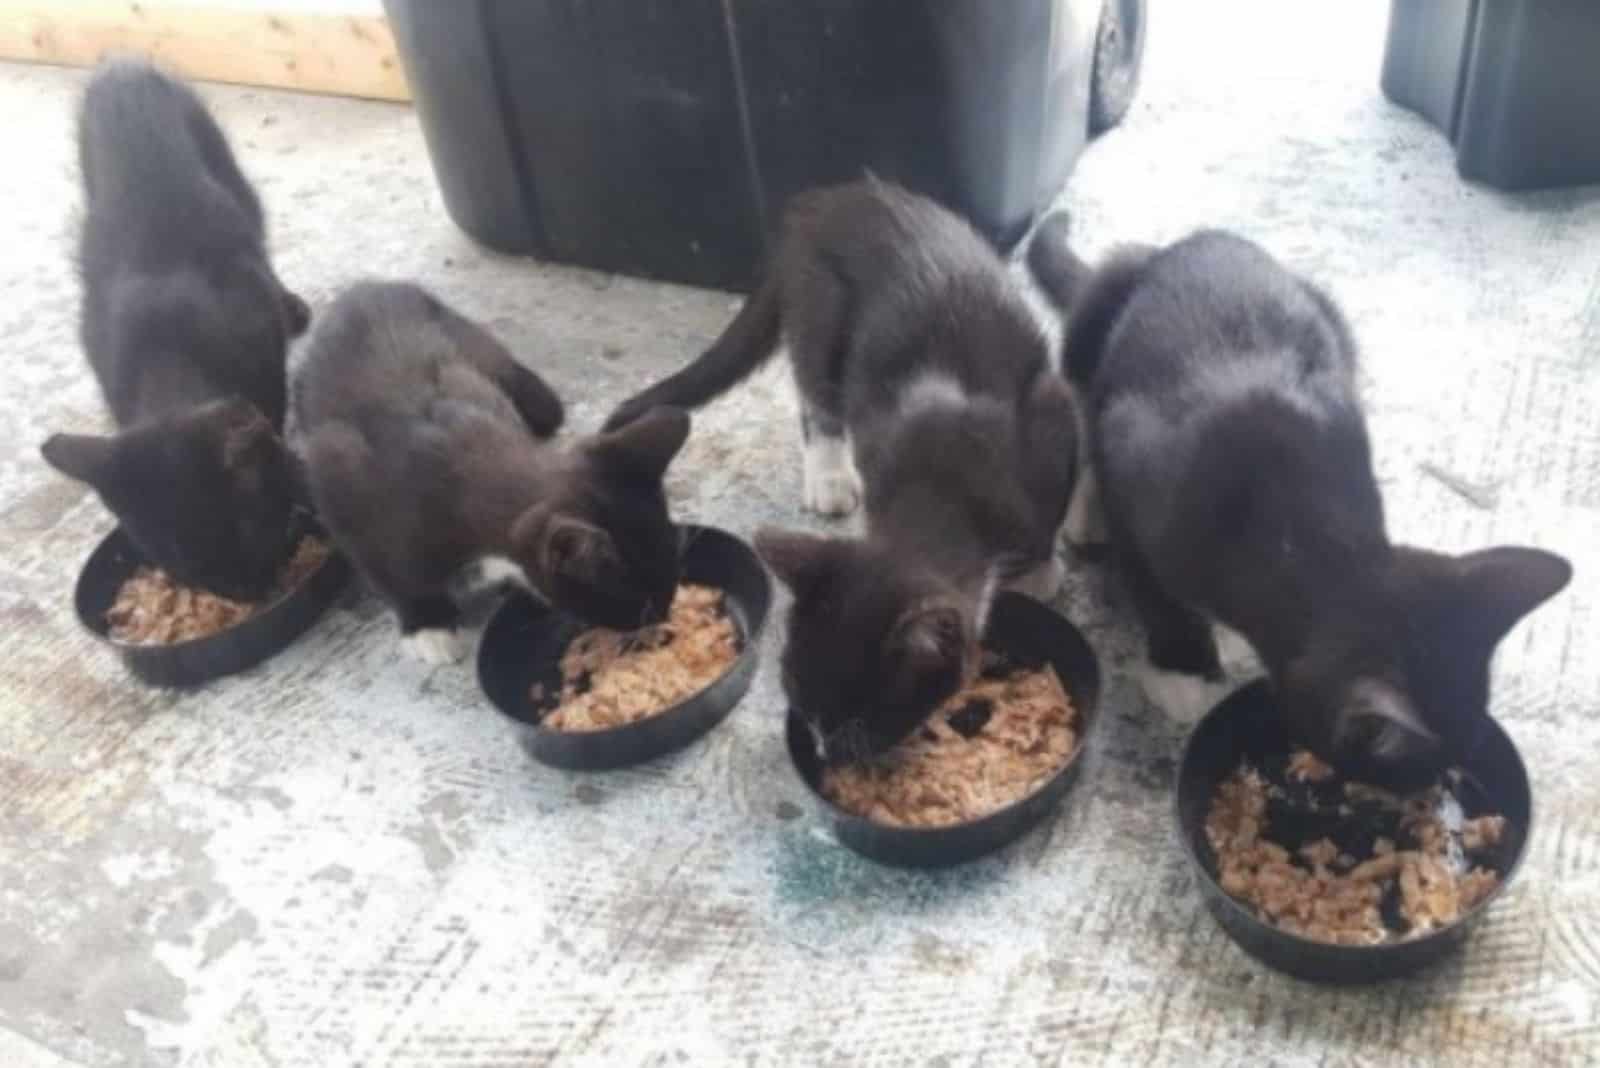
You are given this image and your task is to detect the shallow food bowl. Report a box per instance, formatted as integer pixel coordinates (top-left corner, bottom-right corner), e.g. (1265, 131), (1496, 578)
(478, 525), (772, 771)
(1175, 679), (1532, 985)
(786, 592), (1101, 868)
(74, 525), (353, 688)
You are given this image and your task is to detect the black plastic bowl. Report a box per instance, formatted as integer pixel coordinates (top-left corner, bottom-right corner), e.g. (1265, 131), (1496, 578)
(1176, 679), (1533, 984)
(74, 526), (353, 688)
(478, 525), (771, 771)
(786, 592), (1101, 868)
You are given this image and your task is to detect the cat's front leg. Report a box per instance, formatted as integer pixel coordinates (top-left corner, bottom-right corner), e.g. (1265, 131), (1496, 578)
(1120, 549), (1227, 720)
(396, 593), (469, 665)
(1063, 459), (1108, 546)
(799, 406), (862, 518)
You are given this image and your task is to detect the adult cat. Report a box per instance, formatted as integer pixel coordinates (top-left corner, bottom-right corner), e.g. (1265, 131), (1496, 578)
(1028, 214), (1572, 786)
(607, 179), (1077, 760)
(40, 59), (310, 601)
(292, 282), (690, 663)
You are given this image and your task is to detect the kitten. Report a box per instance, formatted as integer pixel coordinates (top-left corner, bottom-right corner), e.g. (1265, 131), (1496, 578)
(1028, 214), (1572, 787)
(291, 281), (689, 663)
(607, 178), (1077, 760)
(40, 59), (310, 601)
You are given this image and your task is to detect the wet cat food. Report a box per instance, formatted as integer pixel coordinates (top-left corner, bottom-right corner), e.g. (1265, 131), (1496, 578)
(1206, 751), (1508, 945)
(820, 653), (1078, 827)
(537, 584), (740, 732)
(106, 537), (330, 644)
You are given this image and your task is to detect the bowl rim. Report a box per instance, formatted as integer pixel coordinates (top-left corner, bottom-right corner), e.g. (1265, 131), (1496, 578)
(77, 525), (346, 653)
(480, 523), (771, 743)
(785, 591), (1100, 837)
(1173, 677), (1534, 956)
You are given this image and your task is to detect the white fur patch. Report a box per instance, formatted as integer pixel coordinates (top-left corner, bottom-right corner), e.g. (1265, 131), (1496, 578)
(801, 434), (863, 517)
(1212, 624), (1258, 673)
(475, 555), (531, 591)
(899, 372), (970, 415)
(974, 565), (1001, 630)
(402, 628), (468, 665)
(1005, 556), (1065, 602)
(1139, 666), (1233, 722)
(1063, 459), (1108, 546)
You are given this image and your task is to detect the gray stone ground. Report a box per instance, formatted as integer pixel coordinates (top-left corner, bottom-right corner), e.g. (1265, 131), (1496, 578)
(1, 2), (1596, 1065)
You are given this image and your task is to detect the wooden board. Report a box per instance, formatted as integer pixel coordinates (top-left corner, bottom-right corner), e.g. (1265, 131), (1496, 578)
(0, 1), (409, 101)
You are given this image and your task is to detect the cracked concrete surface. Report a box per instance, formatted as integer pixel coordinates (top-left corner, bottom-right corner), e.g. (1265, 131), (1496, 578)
(1, 2), (1597, 1065)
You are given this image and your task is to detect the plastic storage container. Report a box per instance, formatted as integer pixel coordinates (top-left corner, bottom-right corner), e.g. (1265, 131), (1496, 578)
(385, 0), (1144, 291)
(1382, 0), (1600, 191)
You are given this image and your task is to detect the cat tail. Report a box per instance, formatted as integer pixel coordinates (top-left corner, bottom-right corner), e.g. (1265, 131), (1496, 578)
(1026, 212), (1091, 311)
(603, 275), (781, 431)
(1027, 213), (1156, 385)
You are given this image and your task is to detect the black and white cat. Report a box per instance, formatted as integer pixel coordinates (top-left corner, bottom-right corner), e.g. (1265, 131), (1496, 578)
(40, 60), (310, 601)
(607, 178), (1077, 760)
(291, 282), (690, 663)
(1029, 215), (1572, 787)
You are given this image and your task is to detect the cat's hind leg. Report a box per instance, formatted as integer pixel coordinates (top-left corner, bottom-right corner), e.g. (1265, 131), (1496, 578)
(396, 594), (469, 664)
(1119, 549), (1227, 721)
(443, 314), (564, 438)
(799, 405), (862, 518)
(786, 261), (860, 518)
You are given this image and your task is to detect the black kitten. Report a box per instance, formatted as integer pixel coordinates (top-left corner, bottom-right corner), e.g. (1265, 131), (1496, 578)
(292, 282), (689, 663)
(40, 60), (309, 601)
(1029, 215), (1572, 788)
(608, 178), (1077, 760)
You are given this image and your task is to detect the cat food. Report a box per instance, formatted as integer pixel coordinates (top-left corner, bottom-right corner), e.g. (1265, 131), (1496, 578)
(106, 536), (331, 644)
(820, 653), (1078, 827)
(537, 584), (740, 732)
(1206, 751), (1508, 945)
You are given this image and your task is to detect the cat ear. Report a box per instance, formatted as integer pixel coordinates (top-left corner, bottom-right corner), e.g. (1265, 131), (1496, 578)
(40, 432), (119, 489)
(515, 505), (620, 584)
(548, 516), (619, 582)
(1452, 547), (1572, 646)
(590, 406), (691, 481)
(1333, 678), (1438, 763)
(753, 528), (834, 597)
(888, 601), (969, 679)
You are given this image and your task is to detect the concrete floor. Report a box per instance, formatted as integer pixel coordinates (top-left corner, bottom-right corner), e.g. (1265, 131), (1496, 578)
(2, 2), (1598, 1065)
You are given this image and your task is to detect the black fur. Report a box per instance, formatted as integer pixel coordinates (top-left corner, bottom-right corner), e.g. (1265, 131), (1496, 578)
(40, 60), (309, 601)
(1031, 218), (1572, 787)
(609, 179), (1077, 760)
(292, 282), (689, 647)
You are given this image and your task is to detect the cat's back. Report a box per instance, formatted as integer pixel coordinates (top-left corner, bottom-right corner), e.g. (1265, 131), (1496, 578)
(294, 282), (519, 435)
(782, 178), (1006, 293)
(78, 61), (258, 266)
(1101, 230), (1357, 407)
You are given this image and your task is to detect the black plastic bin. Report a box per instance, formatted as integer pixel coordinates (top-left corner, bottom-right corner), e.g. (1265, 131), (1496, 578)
(385, 0), (1144, 291)
(1382, 0), (1600, 191)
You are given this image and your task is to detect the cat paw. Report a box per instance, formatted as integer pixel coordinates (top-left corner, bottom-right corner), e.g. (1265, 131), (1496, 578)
(1212, 625), (1258, 673)
(401, 627), (468, 665)
(801, 437), (862, 518)
(1063, 472), (1108, 547)
(1139, 666), (1232, 722)
(1006, 557), (1066, 601)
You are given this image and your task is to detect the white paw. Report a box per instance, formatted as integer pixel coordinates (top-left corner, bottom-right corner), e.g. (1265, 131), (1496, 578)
(1006, 557), (1066, 601)
(1212, 624), (1258, 673)
(802, 436), (862, 518)
(1139, 666), (1232, 722)
(1063, 466), (1108, 547)
(470, 555), (531, 592)
(402, 628), (468, 665)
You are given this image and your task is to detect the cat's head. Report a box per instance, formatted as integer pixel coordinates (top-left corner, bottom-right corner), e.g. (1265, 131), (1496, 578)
(756, 528), (978, 763)
(1281, 545), (1572, 788)
(41, 398), (300, 601)
(510, 406), (690, 630)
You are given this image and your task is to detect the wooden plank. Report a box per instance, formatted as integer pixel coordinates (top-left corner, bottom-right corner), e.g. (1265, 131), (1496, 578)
(0, 1), (410, 101)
